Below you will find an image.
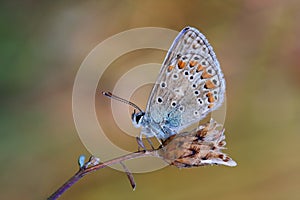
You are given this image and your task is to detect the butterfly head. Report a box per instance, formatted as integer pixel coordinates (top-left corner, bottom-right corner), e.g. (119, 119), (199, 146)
(102, 91), (146, 128)
(131, 110), (145, 128)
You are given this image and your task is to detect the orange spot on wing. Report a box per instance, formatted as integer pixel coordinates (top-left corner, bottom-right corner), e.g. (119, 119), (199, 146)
(205, 80), (216, 89)
(178, 60), (186, 69)
(206, 92), (215, 103)
(201, 69), (212, 79)
(208, 96), (215, 103)
(208, 104), (214, 108)
(196, 64), (204, 72)
(189, 60), (197, 67)
(167, 65), (174, 72)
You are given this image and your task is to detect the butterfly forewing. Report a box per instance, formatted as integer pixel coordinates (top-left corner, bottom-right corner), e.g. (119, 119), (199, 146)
(145, 27), (225, 136)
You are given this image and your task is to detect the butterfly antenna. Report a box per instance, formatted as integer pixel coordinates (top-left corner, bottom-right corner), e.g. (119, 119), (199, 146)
(102, 91), (143, 113)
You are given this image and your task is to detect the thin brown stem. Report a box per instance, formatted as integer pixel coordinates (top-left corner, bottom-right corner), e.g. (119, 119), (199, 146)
(47, 150), (158, 200)
(120, 161), (136, 190)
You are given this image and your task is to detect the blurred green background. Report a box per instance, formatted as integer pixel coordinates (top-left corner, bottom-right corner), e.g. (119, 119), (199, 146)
(1, 0), (300, 200)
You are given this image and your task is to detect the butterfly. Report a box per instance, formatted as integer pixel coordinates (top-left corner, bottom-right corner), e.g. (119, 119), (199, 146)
(103, 26), (236, 167)
(130, 26), (225, 139)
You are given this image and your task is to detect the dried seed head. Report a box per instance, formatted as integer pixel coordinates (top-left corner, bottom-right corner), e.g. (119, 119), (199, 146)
(157, 119), (237, 168)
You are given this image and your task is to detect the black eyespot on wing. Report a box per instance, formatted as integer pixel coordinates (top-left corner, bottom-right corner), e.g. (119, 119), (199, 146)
(157, 97), (163, 103)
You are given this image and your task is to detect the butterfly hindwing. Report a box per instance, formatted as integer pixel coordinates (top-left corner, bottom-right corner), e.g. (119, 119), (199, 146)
(145, 27), (226, 136)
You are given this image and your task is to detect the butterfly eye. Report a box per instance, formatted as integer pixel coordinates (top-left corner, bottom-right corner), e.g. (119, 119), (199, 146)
(132, 111), (145, 125)
(135, 114), (143, 123)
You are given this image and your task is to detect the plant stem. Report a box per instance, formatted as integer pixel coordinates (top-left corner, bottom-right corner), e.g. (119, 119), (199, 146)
(47, 150), (157, 200)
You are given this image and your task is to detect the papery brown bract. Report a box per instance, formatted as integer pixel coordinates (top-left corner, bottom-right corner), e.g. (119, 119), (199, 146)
(157, 119), (237, 168)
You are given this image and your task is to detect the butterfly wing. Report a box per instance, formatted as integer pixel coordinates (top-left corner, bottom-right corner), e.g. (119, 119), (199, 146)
(145, 27), (226, 137)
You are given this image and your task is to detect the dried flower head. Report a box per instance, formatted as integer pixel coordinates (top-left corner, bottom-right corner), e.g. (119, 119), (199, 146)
(157, 119), (237, 168)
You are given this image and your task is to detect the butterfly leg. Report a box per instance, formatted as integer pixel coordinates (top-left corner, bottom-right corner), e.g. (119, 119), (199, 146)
(145, 137), (155, 150)
(136, 135), (159, 150)
(154, 136), (163, 147)
(136, 137), (146, 151)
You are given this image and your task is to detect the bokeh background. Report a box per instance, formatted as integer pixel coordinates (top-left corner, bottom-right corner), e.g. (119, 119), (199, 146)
(1, 0), (300, 200)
